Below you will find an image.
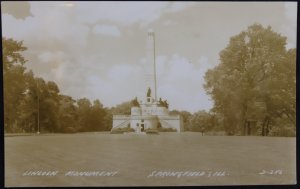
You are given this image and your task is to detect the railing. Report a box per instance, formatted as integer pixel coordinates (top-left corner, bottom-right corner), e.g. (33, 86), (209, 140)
(158, 115), (181, 120)
(159, 119), (180, 132)
(113, 115), (131, 120)
(130, 115), (157, 120)
(112, 120), (130, 129)
(159, 119), (172, 127)
(113, 115), (180, 120)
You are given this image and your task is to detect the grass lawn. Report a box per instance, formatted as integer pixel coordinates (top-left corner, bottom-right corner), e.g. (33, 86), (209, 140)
(5, 132), (296, 187)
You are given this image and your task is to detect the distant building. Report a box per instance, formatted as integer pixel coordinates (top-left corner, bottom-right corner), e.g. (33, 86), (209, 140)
(111, 30), (183, 133)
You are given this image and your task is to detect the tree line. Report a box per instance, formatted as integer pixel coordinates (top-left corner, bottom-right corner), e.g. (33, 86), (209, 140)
(3, 24), (296, 136)
(3, 38), (113, 133)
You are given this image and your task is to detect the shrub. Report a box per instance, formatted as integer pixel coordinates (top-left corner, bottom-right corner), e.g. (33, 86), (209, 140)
(269, 126), (296, 137)
(63, 126), (77, 133)
(157, 127), (177, 132)
(145, 129), (159, 134)
(110, 127), (135, 134)
(204, 131), (226, 136)
(110, 129), (124, 134)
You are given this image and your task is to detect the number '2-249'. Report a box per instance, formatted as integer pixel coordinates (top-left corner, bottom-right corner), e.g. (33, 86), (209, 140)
(259, 170), (282, 175)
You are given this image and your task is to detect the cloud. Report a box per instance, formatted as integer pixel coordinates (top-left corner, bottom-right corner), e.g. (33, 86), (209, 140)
(282, 2), (297, 49)
(92, 24), (121, 37)
(60, 3), (75, 8)
(36, 51), (70, 85)
(38, 51), (66, 63)
(84, 63), (145, 106)
(165, 2), (197, 12)
(163, 20), (177, 26)
(284, 2), (297, 22)
(1, 1), (32, 19)
(2, 2), (89, 48)
(2, 2), (296, 112)
(155, 54), (213, 112)
(69, 53), (214, 112)
(50, 52), (214, 112)
(73, 1), (166, 26)
(73, 1), (194, 26)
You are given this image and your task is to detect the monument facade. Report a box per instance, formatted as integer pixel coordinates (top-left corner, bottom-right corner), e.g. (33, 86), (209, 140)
(111, 30), (183, 133)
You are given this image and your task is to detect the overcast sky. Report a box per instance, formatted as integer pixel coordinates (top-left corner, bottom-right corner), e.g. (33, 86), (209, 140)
(1, 1), (297, 112)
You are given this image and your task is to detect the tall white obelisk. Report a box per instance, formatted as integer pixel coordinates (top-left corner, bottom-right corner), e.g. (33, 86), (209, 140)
(146, 29), (157, 102)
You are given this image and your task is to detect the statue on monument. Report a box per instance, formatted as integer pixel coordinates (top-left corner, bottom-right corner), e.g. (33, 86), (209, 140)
(131, 97), (140, 107)
(159, 97), (163, 105)
(158, 97), (169, 108)
(147, 87), (151, 97)
(164, 100), (169, 109)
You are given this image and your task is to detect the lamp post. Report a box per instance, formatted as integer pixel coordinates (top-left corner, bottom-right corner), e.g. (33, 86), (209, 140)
(36, 79), (40, 135)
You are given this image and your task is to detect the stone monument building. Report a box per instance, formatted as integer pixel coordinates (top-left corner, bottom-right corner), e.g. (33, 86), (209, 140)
(111, 30), (183, 133)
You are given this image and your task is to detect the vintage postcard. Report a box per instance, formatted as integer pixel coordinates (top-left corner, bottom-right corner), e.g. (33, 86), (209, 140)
(2, 1), (297, 187)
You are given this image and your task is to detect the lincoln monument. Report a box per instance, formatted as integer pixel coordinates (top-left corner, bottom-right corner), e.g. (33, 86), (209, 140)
(111, 30), (183, 133)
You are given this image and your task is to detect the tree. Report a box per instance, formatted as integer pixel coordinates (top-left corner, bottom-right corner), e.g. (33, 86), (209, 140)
(180, 111), (192, 131)
(169, 110), (192, 131)
(42, 81), (60, 132)
(76, 98), (92, 131)
(102, 108), (113, 131)
(3, 37), (27, 132)
(204, 24), (296, 136)
(75, 98), (110, 132)
(16, 73), (61, 133)
(88, 100), (107, 131)
(57, 95), (78, 132)
(2, 38), (27, 73)
(16, 71), (38, 132)
(110, 99), (133, 115)
(189, 111), (215, 134)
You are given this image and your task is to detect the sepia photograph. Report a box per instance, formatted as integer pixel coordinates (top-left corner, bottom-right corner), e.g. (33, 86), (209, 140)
(2, 1), (297, 187)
